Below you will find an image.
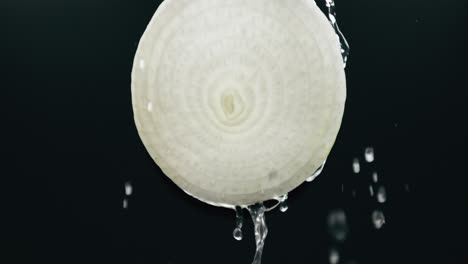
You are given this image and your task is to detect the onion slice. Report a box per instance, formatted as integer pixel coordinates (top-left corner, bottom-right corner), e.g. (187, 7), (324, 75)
(132, 0), (346, 207)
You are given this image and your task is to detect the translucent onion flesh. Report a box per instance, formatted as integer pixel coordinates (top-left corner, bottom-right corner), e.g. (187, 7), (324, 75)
(132, 0), (346, 207)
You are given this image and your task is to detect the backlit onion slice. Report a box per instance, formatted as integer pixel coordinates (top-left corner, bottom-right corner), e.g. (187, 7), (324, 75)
(132, 0), (346, 207)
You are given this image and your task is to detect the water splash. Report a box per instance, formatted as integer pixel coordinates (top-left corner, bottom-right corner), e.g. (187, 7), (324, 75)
(306, 159), (327, 182)
(247, 203), (268, 264)
(233, 206), (244, 241)
(371, 209), (386, 229)
(325, 0), (350, 66)
(364, 147), (375, 163)
(352, 158), (360, 173)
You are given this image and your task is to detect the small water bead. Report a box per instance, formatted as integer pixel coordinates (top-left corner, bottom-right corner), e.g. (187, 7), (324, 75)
(233, 228), (243, 241)
(372, 209), (386, 229)
(377, 186), (387, 203)
(364, 147), (375, 162)
(352, 158), (360, 173)
(369, 185), (374, 196)
(329, 248), (340, 264)
(372, 172), (378, 183)
(124, 181), (133, 196)
(327, 209), (348, 242)
(122, 198), (128, 209)
(147, 101), (153, 112)
(278, 194), (288, 212)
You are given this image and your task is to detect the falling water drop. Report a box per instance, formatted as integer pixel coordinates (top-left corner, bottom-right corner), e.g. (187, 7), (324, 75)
(352, 158), (360, 173)
(233, 228), (243, 241)
(327, 209), (348, 242)
(369, 185), (374, 196)
(377, 186), (387, 203)
(306, 160), (326, 182)
(329, 248), (340, 264)
(278, 194), (288, 212)
(122, 198), (128, 209)
(372, 172), (378, 183)
(372, 209), (386, 229)
(247, 203), (268, 264)
(233, 206), (244, 241)
(364, 147), (375, 163)
(124, 181), (133, 196)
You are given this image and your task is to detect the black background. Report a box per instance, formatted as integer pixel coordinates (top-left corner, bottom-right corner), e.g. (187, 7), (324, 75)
(3, 0), (467, 263)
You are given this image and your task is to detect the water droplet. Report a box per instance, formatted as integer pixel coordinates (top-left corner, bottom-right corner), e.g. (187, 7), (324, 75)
(147, 101), (153, 112)
(233, 206), (244, 241)
(122, 198), (128, 209)
(364, 147), (375, 162)
(372, 209), (386, 229)
(307, 160), (326, 182)
(329, 248), (340, 264)
(372, 172), (378, 183)
(377, 186), (387, 203)
(124, 181), (133, 196)
(327, 209), (348, 242)
(233, 227), (243, 241)
(369, 185), (374, 196)
(279, 206), (288, 212)
(352, 158), (360, 173)
(278, 194), (288, 212)
(139, 59), (145, 69)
